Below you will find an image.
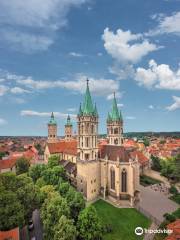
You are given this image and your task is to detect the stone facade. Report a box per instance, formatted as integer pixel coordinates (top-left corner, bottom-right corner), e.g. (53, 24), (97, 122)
(47, 112), (57, 143)
(45, 80), (140, 205)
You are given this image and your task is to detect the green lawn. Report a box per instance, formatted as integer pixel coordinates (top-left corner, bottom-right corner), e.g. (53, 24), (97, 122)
(93, 200), (151, 240)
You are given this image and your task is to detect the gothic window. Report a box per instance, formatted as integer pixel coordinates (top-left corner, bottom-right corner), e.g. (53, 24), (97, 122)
(114, 128), (118, 134)
(85, 137), (89, 147)
(110, 167), (115, 190)
(85, 154), (89, 160)
(111, 127), (113, 134)
(121, 169), (127, 192)
(91, 124), (94, 134)
(114, 138), (118, 145)
(81, 125), (84, 134)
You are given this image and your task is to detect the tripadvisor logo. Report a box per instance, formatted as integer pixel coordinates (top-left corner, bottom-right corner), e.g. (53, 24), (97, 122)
(135, 227), (144, 236)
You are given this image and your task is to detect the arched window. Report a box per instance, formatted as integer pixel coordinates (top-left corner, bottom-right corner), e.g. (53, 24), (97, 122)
(121, 169), (127, 192)
(114, 138), (118, 145)
(114, 128), (118, 134)
(91, 125), (94, 134)
(110, 167), (115, 190)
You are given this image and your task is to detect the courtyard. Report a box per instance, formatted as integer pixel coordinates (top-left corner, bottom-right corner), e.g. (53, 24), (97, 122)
(93, 199), (151, 240)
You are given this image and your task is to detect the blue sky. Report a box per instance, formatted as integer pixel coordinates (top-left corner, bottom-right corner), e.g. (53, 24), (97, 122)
(0, 0), (180, 136)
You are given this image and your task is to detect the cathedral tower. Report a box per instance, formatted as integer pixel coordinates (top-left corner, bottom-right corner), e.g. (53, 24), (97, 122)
(107, 93), (123, 145)
(47, 112), (57, 143)
(77, 79), (100, 201)
(77, 79), (98, 161)
(65, 115), (73, 141)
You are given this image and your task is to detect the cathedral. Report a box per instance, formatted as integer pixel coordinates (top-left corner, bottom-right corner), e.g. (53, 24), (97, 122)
(44, 80), (140, 206)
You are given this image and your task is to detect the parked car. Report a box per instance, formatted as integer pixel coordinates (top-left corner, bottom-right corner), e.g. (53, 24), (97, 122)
(28, 219), (34, 231)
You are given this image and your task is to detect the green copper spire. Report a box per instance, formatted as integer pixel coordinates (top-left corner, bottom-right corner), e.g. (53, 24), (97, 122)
(119, 110), (123, 122)
(78, 103), (83, 116)
(93, 103), (98, 116)
(48, 112), (57, 125)
(107, 92), (123, 122)
(107, 112), (111, 122)
(65, 115), (72, 126)
(82, 79), (96, 116)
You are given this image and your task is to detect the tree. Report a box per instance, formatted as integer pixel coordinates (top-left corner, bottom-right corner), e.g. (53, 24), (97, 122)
(53, 215), (77, 240)
(35, 143), (44, 155)
(29, 164), (47, 182)
(48, 155), (60, 168)
(39, 185), (56, 204)
(16, 174), (40, 221)
(0, 190), (24, 231)
(16, 157), (30, 175)
(41, 194), (70, 239)
(0, 152), (6, 159)
(66, 187), (85, 221)
(42, 166), (65, 186)
(77, 205), (102, 240)
(0, 172), (17, 191)
(57, 182), (71, 197)
(172, 154), (180, 182)
(151, 155), (162, 172)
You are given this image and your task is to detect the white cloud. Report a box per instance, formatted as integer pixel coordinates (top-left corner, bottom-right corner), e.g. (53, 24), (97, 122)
(0, 0), (88, 52)
(21, 110), (76, 119)
(135, 59), (180, 90)
(102, 28), (159, 64)
(13, 73), (120, 97)
(67, 108), (76, 112)
(166, 96), (180, 111)
(10, 87), (30, 94)
(126, 116), (136, 120)
(1, 30), (53, 53)
(69, 52), (84, 57)
(148, 105), (154, 109)
(117, 103), (124, 107)
(0, 118), (7, 125)
(97, 52), (103, 56)
(0, 69), (120, 97)
(148, 12), (180, 36)
(0, 85), (9, 96)
(107, 92), (122, 100)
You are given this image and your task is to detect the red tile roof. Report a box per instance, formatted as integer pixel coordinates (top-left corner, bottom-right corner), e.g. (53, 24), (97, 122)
(48, 140), (77, 155)
(0, 157), (17, 170)
(167, 219), (180, 235)
(99, 145), (131, 162)
(130, 151), (149, 166)
(0, 227), (19, 240)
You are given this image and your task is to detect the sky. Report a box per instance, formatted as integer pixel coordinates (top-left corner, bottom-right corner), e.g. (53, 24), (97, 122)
(0, 0), (180, 136)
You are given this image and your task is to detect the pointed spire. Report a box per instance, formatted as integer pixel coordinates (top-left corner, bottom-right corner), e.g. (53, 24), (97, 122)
(51, 112), (54, 119)
(94, 103), (98, 116)
(48, 112), (57, 125)
(78, 103), (83, 116)
(66, 114), (72, 126)
(119, 110), (123, 122)
(107, 112), (112, 122)
(110, 92), (121, 121)
(82, 78), (95, 115)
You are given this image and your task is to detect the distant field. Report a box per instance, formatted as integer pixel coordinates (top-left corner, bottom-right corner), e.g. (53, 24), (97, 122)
(93, 199), (151, 240)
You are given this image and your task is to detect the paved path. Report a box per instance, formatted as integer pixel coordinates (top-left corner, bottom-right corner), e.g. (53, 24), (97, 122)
(144, 222), (158, 240)
(32, 209), (43, 240)
(139, 185), (179, 223)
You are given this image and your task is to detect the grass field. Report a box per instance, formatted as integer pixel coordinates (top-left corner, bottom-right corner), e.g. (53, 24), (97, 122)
(93, 200), (151, 240)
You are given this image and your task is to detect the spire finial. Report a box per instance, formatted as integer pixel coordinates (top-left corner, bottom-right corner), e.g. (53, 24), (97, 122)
(51, 112), (54, 118)
(86, 78), (89, 86)
(113, 92), (116, 98)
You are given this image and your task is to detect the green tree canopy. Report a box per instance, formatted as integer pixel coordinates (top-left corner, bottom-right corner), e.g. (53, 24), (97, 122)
(77, 205), (102, 240)
(16, 157), (30, 175)
(48, 155), (60, 168)
(0, 190), (24, 231)
(29, 164), (47, 182)
(66, 187), (85, 221)
(53, 215), (77, 240)
(42, 166), (65, 186)
(16, 174), (40, 221)
(41, 194), (70, 239)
